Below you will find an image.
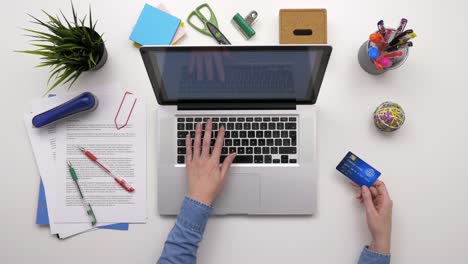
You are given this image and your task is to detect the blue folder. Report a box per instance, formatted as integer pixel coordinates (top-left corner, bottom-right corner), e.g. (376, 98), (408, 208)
(36, 179), (49, 225)
(36, 178), (129, 230)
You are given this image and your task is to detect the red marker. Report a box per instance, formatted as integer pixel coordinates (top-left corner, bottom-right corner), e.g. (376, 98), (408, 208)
(373, 60), (384, 71)
(380, 28), (396, 52)
(79, 146), (135, 192)
(383, 51), (403, 58)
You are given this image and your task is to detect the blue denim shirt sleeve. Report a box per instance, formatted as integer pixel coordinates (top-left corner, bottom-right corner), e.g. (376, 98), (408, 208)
(358, 246), (391, 264)
(157, 197), (390, 264)
(157, 197), (212, 264)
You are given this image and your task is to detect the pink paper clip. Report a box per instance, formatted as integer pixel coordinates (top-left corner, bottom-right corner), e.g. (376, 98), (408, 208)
(114, 92), (137, 130)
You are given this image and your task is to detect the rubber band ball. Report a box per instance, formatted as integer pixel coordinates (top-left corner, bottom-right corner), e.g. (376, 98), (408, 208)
(373, 102), (405, 132)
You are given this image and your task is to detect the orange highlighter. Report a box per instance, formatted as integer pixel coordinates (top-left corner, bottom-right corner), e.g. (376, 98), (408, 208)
(369, 32), (383, 44)
(79, 146), (135, 192)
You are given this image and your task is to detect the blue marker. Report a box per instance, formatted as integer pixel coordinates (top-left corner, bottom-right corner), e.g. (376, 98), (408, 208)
(368, 47), (379, 60)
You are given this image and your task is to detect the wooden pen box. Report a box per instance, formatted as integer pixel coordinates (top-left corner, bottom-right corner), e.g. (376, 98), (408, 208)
(279, 9), (327, 44)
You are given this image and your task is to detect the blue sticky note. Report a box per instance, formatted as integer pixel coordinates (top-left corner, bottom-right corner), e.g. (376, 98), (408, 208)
(129, 4), (181, 45)
(36, 178), (129, 230)
(336, 152), (381, 187)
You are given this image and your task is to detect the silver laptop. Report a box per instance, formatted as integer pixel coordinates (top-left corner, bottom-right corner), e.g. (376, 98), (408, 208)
(140, 45), (332, 215)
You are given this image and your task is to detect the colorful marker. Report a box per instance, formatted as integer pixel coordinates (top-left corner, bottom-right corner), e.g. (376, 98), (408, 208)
(383, 51), (403, 58)
(386, 41), (413, 52)
(368, 47), (380, 60)
(380, 28), (396, 51)
(394, 32), (417, 46)
(377, 20), (386, 35)
(389, 29), (414, 47)
(369, 32), (383, 44)
(395, 18), (408, 35)
(373, 59), (384, 71)
(376, 57), (393, 68)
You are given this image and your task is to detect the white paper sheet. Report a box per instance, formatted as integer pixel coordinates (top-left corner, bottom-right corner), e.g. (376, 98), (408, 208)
(53, 92), (147, 223)
(24, 93), (134, 239)
(24, 112), (122, 238)
(24, 88), (145, 238)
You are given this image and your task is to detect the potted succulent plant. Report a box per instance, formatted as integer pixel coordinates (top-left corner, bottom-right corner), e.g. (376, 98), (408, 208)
(18, 3), (107, 93)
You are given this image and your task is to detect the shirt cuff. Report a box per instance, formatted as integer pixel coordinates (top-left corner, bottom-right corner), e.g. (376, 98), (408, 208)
(176, 197), (213, 234)
(359, 246), (391, 264)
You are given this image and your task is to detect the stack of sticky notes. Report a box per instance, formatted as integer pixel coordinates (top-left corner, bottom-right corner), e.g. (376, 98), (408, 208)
(130, 3), (186, 46)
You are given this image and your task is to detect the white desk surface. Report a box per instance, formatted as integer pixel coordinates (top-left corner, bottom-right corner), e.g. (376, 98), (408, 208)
(1, 0), (468, 263)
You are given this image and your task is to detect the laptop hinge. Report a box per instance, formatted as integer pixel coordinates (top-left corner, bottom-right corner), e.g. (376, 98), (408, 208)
(177, 102), (296, 111)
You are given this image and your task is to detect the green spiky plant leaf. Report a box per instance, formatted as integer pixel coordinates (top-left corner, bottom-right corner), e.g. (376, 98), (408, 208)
(17, 2), (105, 94)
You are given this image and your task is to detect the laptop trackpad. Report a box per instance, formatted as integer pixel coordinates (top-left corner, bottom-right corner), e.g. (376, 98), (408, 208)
(212, 173), (260, 213)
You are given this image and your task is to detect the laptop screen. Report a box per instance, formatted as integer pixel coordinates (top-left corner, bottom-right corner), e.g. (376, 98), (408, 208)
(140, 46), (332, 105)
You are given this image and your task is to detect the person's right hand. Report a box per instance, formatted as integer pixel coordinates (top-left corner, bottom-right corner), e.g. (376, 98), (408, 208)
(185, 120), (236, 206)
(357, 180), (393, 255)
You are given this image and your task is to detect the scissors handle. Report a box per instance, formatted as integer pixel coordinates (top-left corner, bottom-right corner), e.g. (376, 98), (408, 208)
(187, 3), (218, 37)
(187, 12), (210, 36)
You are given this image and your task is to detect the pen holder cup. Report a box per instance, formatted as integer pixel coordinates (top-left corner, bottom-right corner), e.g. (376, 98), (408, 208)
(358, 40), (409, 75)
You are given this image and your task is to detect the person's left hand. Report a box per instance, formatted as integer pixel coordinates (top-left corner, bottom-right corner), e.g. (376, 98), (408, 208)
(355, 180), (393, 254)
(185, 119), (236, 205)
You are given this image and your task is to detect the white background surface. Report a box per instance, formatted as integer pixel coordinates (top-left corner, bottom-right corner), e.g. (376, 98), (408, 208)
(1, 0), (467, 263)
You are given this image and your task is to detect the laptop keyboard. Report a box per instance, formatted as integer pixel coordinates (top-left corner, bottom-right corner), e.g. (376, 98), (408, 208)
(176, 116), (298, 165)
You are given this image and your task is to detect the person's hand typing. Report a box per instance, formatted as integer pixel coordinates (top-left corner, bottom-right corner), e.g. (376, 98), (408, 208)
(185, 119), (236, 206)
(357, 180), (393, 254)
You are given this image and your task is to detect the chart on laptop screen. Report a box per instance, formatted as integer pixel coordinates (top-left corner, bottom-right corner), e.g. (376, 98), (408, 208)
(150, 48), (319, 101)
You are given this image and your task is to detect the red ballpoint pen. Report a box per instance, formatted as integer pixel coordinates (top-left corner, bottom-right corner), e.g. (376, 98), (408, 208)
(79, 146), (135, 192)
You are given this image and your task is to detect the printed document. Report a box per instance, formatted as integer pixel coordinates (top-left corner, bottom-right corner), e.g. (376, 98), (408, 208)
(51, 92), (147, 223)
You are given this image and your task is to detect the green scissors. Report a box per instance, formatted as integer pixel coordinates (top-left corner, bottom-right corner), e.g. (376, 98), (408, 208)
(187, 3), (231, 45)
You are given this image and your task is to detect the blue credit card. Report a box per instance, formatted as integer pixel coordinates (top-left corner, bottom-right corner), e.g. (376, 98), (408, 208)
(336, 151), (381, 187)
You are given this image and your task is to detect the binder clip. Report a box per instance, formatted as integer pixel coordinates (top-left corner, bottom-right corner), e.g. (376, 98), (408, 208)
(232, 11), (258, 39)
